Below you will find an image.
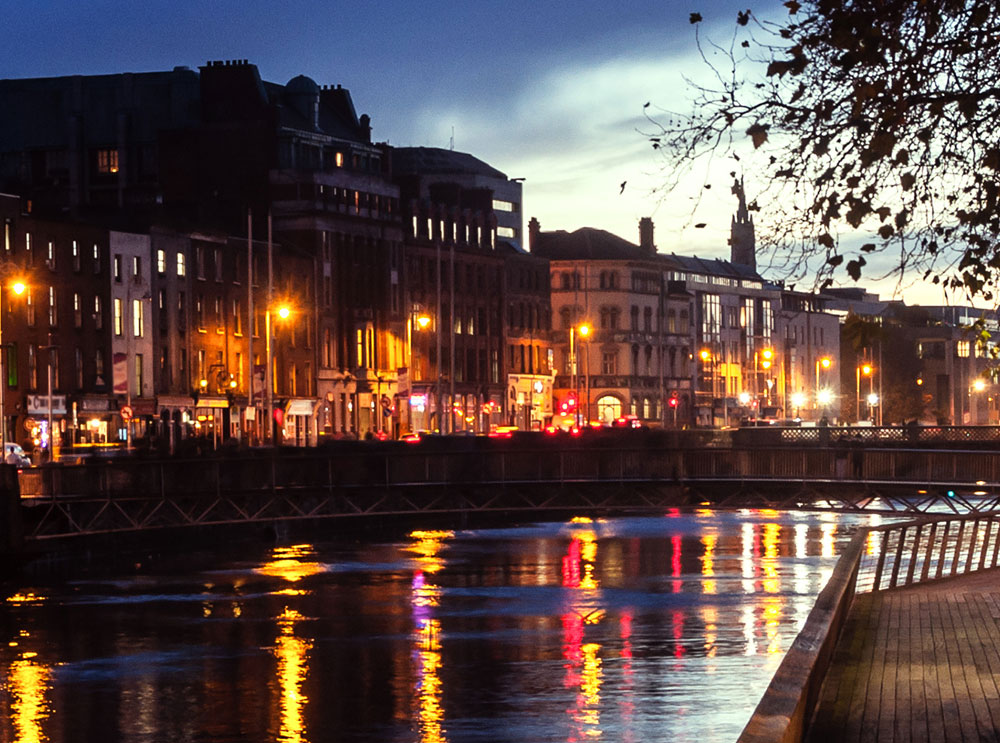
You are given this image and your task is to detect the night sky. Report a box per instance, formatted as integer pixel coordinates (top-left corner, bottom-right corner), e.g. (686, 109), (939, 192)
(2, 0), (948, 302)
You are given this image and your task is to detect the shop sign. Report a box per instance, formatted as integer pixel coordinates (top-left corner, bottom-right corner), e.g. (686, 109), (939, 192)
(27, 394), (67, 415)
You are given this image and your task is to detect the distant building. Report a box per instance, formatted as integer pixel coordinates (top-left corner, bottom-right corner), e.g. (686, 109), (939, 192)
(392, 147), (548, 432)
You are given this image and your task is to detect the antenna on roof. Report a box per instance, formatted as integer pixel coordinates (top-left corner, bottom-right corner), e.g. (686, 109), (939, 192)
(449, 126), (455, 151)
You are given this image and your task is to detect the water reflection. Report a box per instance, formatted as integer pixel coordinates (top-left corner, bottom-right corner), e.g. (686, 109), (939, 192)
(0, 511), (877, 743)
(562, 519), (606, 741)
(258, 545), (317, 743)
(8, 649), (52, 743)
(408, 530), (452, 743)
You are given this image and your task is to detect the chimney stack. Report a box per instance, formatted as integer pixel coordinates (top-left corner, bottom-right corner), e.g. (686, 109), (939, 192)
(639, 217), (655, 254)
(528, 217), (541, 251)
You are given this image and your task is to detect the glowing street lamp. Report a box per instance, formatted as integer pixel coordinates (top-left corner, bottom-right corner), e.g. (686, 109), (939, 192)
(0, 279), (25, 456)
(856, 363), (874, 421)
(570, 323), (591, 426)
(265, 303), (293, 444)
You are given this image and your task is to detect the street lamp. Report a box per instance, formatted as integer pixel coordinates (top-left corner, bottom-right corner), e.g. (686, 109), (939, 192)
(569, 323), (591, 427)
(265, 303), (293, 444)
(0, 279), (25, 458)
(405, 307), (432, 435)
(857, 363), (873, 421)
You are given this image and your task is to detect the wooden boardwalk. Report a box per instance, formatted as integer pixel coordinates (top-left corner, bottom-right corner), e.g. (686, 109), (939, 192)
(807, 571), (1000, 742)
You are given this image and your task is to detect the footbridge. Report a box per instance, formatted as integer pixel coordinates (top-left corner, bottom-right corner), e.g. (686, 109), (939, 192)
(6, 426), (1000, 555)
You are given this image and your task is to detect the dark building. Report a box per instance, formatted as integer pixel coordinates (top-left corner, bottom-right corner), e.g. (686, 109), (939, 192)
(0, 61), (404, 443)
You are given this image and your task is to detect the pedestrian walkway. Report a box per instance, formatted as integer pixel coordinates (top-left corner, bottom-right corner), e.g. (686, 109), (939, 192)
(807, 570), (1000, 742)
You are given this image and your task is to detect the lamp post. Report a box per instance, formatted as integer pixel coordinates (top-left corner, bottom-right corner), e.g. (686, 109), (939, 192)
(856, 362), (873, 422)
(0, 279), (25, 458)
(265, 304), (291, 445)
(406, 307), (431, 434)
(569, 323), (590, 427)
(700, 348), (713, 426)
(40, 337), (57, 462)
(815, 356), (831, 420)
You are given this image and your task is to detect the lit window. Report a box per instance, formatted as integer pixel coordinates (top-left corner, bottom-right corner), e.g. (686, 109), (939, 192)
(114, 299), (123, 336)
(132, 299), (143, 337)
(157, 249), (166, 274)
(97, 149), (119, 174)
(492, 199), (516, 212)
(957, 340), (970, 358)
(335, 151), (344, 167)
(177, 251), (186, 277)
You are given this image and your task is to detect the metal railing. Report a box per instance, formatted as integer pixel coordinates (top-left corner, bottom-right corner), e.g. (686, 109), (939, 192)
(739, 511), (1000, 743)
(855, 513), (1000, 593)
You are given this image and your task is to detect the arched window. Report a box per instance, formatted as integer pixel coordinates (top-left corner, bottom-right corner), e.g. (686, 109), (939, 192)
(631, 344), (640, 375)
(597, 395), (622, 423)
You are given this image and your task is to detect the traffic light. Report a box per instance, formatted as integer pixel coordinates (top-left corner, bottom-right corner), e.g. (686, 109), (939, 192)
(560, 393), (578, 414)
(668, 396), (679, 408)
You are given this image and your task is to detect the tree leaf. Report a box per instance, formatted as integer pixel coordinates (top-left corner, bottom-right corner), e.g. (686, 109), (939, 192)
(846, 257), (866, 281)
(745, 123), (769, 148)
(689, 12), (702, 23)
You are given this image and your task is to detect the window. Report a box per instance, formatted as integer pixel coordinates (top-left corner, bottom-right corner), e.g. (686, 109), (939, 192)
(113, 255), (122, 282)
(644, 307), (653, 332)
(492, 199), (516, 212)
(28, 345), (36, 390)
(196, 247), (205, 279)
(46, 241), (55, 270)
(597, 395), (623, 424)
(94, 296), (103, 329)
(214, 249), (222, 281)
(93, 243), (101, 274)
(232, 299), (242, 335)
(157, 249), (166, 274)
(630, 306), (639, 331)
(3, 219), (9, 253)
(95, 348), (105, 383)
(195, 295), (204, 330)
(957, 340), (970, 358)
(176, 252), (186, 277)
(135, 354), (143, 394)
(114, 299), (123, 336)
(178, 292), (186, 330)
(73, 293), (82, 328)
(132, 256), (141, 278)
(132, 299), (143, 337)
(214, 296), (223, 332)
(602, 352), (618, 375)
(26, 289), (34, 327)
(72, 240), (80, 271)
(25, 232), (32, 265)
(76, 348), (84, 389)
(96, 149), (119, 174)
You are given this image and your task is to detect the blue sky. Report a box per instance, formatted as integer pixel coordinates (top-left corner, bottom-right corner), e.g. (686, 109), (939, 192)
(1, 0), (951, 303)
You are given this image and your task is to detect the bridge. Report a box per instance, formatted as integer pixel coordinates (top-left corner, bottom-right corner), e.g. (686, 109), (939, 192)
(5, 425), (1000, 557)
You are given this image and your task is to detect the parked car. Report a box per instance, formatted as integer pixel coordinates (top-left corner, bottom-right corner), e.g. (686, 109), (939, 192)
(4, 442), (30, 466)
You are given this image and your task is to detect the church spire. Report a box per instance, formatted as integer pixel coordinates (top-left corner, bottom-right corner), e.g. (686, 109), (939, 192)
(729, 177), (756, 270)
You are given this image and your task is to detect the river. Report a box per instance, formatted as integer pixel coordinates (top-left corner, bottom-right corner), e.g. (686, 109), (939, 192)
(0, 508), (879, 743)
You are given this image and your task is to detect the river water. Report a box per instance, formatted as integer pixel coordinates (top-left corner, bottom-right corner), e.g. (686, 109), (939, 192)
(0, 509), (879, 743)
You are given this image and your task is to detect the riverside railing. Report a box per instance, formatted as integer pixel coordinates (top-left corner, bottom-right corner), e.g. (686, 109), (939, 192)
(738, 511), (1000, 743)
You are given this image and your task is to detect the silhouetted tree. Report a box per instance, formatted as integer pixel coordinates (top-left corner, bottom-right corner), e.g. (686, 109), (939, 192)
(650, 1), (1000, 299)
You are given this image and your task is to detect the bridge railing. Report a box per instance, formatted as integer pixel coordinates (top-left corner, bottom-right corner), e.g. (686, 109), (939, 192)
(16, 443), (1000, 501)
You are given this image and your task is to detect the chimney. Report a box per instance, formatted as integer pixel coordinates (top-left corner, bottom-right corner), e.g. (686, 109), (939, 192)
(639, 217), (655, 254)
(528, 217), (541, 251)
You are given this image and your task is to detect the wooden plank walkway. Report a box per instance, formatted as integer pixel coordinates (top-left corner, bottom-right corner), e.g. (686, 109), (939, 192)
(807, 571), (1000, 742)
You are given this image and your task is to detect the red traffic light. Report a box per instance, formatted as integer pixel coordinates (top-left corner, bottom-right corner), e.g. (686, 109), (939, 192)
(668, 396), (679, 408)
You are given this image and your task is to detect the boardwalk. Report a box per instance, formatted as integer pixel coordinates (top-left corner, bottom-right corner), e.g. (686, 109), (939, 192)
(807, 571), (1000, 742)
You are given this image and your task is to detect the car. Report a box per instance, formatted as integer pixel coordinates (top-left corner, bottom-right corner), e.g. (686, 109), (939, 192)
(4, 442), (30, 466)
